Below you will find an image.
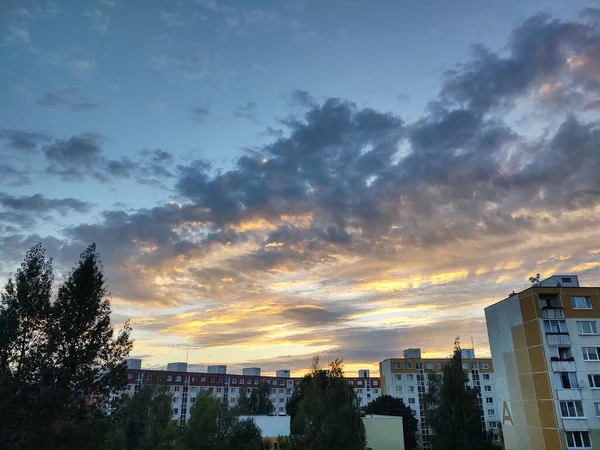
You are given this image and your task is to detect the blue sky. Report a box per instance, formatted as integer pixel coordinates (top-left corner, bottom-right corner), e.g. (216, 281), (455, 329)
(2, 0), (600, 375)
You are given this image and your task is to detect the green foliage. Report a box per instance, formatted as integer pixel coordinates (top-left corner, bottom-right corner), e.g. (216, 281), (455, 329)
(236, 383), (274, 415)
(109, 384), (178, 450)
(422, 339), (495, 450)
(364, 395), (419, 450)
(181, 391), (263, 450)
(289, 357), (366, 450)
(0, 244), (133, 450)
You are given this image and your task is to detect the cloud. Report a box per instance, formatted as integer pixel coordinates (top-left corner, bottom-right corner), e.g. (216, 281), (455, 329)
(0, 164), (31, 186)
(5, 9), (600, 373)
(100, 0), (116, 8)
(45, 133), (105, 181)
(83, 9), (110, 34)
(7, 24), (30, 43)
(37, 87), (99, 111)
(0, 193), (92, 215)
(0, 129), (49, 152)
(191, 107), (210, 125)
(233, 101), (258, 120)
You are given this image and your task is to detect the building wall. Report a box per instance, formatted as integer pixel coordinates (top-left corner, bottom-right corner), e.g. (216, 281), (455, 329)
(486, 284), (600, 450)
(380, 353), (498, 450)
(122, 369), (381, 424)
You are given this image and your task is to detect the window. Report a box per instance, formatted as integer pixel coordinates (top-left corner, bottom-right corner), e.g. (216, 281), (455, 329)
(572, 296), (592, 310)
(483, 374), (490, 380)
(279, 389), (284, 394)
(167, 375), (172, 381)
(279, 398), (285, 403)
(582, 347), (600, 361)
(549, 346), (573, 360)
(201, 377), (206, 382)
(577, 321), (598, 335)
(395, 374), (402, 381)
(426, 363), (433, 370)
(562, 277), (572, 283)
(231, 378), (237, 383)
(489, 421), (498, 428)
(348, 380), (354, 385)
(487, 409), (495, 416)
(367, 393), (371, 398)
(127, 373), (133, 379)
(544, 320), (568, 333)
(486, 397), (493, 404)
(174, 386), (180, 392)
(191, 397), (196, 403)
(588, 374), (600, 388)
(209, 377), (214, 383)
(394, 362), (401, 369)
(566, 431), (591, 448)
(462, 363), (468, 369)
(173, 397), (179, 403)
(172, 408), (178, 415)
(408, 398), (415, 404)
(560, 401), (584, 418)
(407, 374), (414, 381)
(254, 379), (258, 385)
(191, 386), (198, 392)
(216, 387), (222, 393)
(176, 376), (182, 382)
(484, 385), (492, 392)
(481, 363), (489, 369)
(191, 377), (196, 382)
(357, 380), (363, 386)
(406, 362), (412, 369)
(396, 386), (403, 393)
(408, 386), (415, 392)
(230, 388), (236, 393)
(373, 381), (378, 386)
(595, 402), (600, 417)
(560, 372), (579, 389)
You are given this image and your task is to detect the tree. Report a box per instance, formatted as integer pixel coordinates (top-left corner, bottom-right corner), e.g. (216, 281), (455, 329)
(109, 383), (178, 450)
(50, 244), (133, 407)
(0, 243), (133, 450)
(422, 339), (494, 450)
(289, 358), (366, 450)
(364, 395), (418, 450)
(182, 391), (236, 450)
(228, 419), (264, 450)
(237, 383), (274, 415)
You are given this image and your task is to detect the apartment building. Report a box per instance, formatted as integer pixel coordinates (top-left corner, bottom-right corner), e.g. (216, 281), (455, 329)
(379, 348), (498, 450)
(122, 361), (381, 425)
(485, 274), (600, 450)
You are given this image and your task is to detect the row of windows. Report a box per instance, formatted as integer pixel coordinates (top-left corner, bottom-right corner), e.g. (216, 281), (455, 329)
(557, 372), (600, 389)
(544, 296), (595, 310)
(557, 400), (600, 419)
(392, 361), (490, 370)
(544, 320), (598, 335)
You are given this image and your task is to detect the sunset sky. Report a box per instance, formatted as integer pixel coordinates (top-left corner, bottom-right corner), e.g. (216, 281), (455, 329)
(2, 0), (600, 376)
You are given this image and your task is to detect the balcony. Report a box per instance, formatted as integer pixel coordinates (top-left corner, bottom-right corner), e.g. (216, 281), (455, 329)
(556, 388), (583, 401)
(546, 333), (571, 346)
(541, 307), (565, 319)
(551, 360), (577, 372)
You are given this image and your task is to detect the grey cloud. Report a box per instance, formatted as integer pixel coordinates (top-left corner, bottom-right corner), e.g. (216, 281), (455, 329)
(233, 101), (258, 120)
(0, 164), (31, 186)
(0, 193), (92, 214)
(37, 87), (100, 111)
(83, 8), (110, 34)
(280, 305), (349, 327)
(191, 107), (210, 124)
(0, 129), (49, 152)
(290, 89), (316, 108)
(45, 133), (105, 181)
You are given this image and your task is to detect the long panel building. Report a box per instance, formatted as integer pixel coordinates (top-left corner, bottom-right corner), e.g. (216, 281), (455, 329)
(122, 361), (381, 425)
(379, 348), (500, 449)
(486, 274), (600, 450)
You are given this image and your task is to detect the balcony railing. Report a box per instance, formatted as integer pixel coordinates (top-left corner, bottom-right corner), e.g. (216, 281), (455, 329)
(551, 360), (577, 372)
(546, 334), (571, 346)
(541, 307), (565, 319)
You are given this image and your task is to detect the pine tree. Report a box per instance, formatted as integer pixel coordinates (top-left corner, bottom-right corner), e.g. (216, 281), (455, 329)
(422, 339), (494, 450)
(290, 358), (366, 450)
(50, 244), (133, 407)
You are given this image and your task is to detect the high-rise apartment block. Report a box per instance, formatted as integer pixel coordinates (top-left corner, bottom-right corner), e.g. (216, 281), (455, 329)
(379, 348), (499, 449)
(486, 274), (600, 449)
(122, 362), (381, 425)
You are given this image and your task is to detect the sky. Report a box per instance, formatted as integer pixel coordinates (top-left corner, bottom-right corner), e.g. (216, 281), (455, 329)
(2, 0), (600, 376)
